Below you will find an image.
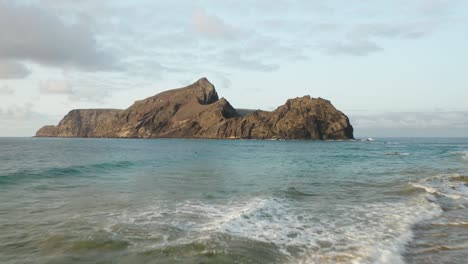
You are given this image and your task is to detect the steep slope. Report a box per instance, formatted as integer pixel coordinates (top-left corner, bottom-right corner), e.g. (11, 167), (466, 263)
(36, 78), (354, 140)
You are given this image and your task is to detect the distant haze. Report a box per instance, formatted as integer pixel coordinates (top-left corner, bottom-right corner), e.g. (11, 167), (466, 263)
(0, 0), (467, 137)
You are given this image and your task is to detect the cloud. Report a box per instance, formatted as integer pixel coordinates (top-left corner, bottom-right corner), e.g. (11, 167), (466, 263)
(0, 2), (116, 71)
(0, 84), (14, 95)
(309, 22), (340, 33)
(39, 80), (74, 94)
(218, 49), (279, 71)
(350, 111), (468, 137)
(417, 0), (461, 15)
(259, 19), (338, 35)
(0, 102), (36, 120)
(0, 102), (59, 136)
(68, 88), (109, 102)
(38, 78), (110, 102)
(218, 74), (232, 89)
(350, 21), (436, 40)
(321, 19), (436, 56)
(351, 111), (468, 129)
(192, 10), (232, 38)
(0, 60), (31, 79)
(322, 40), (383, 56)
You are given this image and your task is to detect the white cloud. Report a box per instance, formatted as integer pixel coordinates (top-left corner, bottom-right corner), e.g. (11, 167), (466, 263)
(0, 84), (14, 95)
(217, 49), (279, 71)
(37, 77), (108, 102)
(0, 101), (59, 136)
(350, 21), (437, 40)
(351, 111), (468, 129)
(350, 111), (468, 137)
(417, 0), (461, 15)
(68, 88), (109, 102)
(39, 80), (73, 95)
(192, 10), (232, 38)
(321, 39), (383, 56)
(0, 102), (35, 120)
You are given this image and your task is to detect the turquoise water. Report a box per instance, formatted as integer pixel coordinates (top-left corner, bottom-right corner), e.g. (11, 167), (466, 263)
(0, 138), (467, 264)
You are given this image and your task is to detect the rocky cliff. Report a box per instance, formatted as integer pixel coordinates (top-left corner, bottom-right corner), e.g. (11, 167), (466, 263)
(36, 78), (354, 140)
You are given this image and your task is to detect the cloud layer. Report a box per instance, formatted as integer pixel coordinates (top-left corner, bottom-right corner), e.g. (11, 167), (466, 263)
(0, 60), (31, 79)
(0, 2), (116, 71)
(351, 111), (468, 137)
(39, 80), (73, 94)
(0, 84), (14, 95)
(0, 0), (466, 136)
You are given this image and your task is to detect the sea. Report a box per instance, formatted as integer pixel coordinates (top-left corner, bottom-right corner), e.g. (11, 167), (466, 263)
(0, 137), (467, 264)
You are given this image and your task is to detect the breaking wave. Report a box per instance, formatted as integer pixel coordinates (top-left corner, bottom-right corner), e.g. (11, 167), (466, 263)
(410, 173), (468, 201)
(106, 193), (441, 264)
(450, 150), (468, 163)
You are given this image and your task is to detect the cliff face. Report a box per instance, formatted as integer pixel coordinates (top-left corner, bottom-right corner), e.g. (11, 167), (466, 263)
(36, 78), (354, 140)
(36, 109), (122, 138)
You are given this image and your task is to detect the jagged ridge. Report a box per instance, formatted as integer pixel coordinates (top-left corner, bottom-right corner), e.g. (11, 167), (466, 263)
(36, 78), (354, 140)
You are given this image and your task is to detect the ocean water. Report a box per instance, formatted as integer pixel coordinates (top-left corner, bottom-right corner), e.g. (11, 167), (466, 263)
(0, 138), (467, 264)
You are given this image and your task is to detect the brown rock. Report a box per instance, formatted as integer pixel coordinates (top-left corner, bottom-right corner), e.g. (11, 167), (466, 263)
(35, 78), (354, 140)
(35, 125), (58, 137)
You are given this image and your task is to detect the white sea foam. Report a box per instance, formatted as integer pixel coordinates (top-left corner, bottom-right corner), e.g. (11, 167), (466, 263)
(411, 173), (468, 201)
(357, 138), (375, 142)
(450, 150), (468, 163)
(432, 221), (468, 227)
(106, 194), (441, 263)
(294, 197), (441, 264)
(384, 152), (410, 156)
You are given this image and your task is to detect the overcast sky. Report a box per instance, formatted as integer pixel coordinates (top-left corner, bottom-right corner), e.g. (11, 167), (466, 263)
(0, 0), (467, 137)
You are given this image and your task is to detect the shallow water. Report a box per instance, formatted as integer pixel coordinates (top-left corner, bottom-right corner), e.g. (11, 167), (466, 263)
(0, 137), (467, 263)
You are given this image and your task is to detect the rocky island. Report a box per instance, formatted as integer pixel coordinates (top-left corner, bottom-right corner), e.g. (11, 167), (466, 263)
(36, 78), (354, 140)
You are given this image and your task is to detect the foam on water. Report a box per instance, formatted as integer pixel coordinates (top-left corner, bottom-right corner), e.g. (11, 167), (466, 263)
(459, 150), (468, 161)
(451, 150), (468, 163)
(106, 194), (441, 263)
(384, 152), (410, 156)
(411, 173), (468, 201)
(295, 198), (441, 264)
(432, 221), (468, 227)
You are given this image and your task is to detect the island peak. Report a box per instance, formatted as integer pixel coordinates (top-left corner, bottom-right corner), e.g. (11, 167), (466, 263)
(36, 78), (354, 140)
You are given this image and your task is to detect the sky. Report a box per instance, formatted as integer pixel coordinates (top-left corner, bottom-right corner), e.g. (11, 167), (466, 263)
(0, 0), (467, 138)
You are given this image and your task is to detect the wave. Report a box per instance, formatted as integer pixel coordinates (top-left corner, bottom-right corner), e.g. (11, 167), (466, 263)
(0, 160), (135, 185)
(384, 152), (410, 156)
(356, 138), (375, 142)
(280, 187), (319, 197)
(410, 173), (468, 201)
(450, 150), (468, 163)
(432, 221), (468, 227)
(106, 194), (441, 264)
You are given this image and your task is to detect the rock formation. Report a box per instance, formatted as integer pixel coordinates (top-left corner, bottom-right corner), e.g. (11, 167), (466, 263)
(36, 78), (354, 140)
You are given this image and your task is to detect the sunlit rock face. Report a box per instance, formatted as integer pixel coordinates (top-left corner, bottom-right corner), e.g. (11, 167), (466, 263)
(36, 78), (354, 140)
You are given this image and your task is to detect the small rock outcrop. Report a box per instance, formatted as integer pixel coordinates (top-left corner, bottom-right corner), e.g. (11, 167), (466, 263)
(36, 78), (354, 140)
